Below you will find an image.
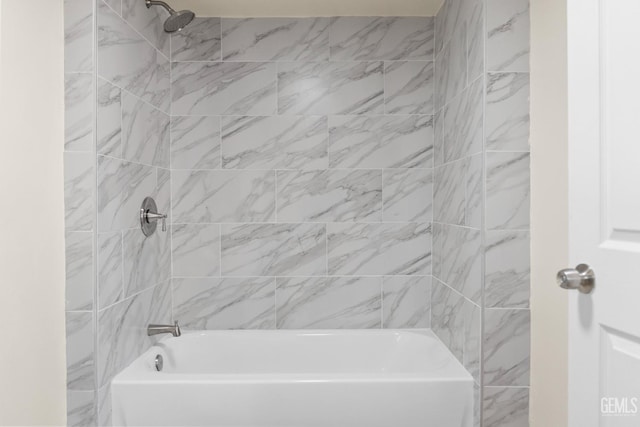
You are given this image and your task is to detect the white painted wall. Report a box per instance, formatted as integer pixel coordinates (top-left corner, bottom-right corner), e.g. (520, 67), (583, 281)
(0, 0), (66, 425)
(173, 0), (444, 17)
(530, 0), (569, 425)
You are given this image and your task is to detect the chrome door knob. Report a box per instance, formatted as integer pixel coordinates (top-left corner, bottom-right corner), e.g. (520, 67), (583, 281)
(557, 264), (595, 294)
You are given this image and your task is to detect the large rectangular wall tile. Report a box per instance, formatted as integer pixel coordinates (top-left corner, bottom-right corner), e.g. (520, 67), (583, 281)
(64, 0), (93, 73)
(485, 230), (530, 308)
(97, 78), (122, 157)
(65, 152), (94, 232)
(65, 73), (93, 151)
(435, 0), (463, 55)
(463, 301), (481, 381)
(98, 281), (171, 387)
(171, 170), (275, 223)
(432, 223), (482, 304)
(171, 18), (221, 62)
(122, 228), (170, 297)
(277, 277), (382, 329)
(486, 0), (530, 72)
(382, 168), (433, 222)
(66, 312), (94, 391)
(328, 223), (431, 276)
(97, 1), (170, 112)
(443, 77), (483, 163)
(277, 61), (384, 115)
(465, 154), (483, 228)
(433, 160), (466, 225)
(122, 0), (170, 57)
(98, 231), (123, 309)
(382, 276), (430, 328)
(277, 169), (382, 222)
(67, 390), (96, 427)
(474, 382), (481, 427)
(222, 18), (329, 61)
(122, 92), (169, 167)
(66, 232), (94, 311)
(172, 61), (277, 116)
(172, 224), (220, 277)
(486, 152), (530, 230)
(484, 308), (530, 386)
(330, 17), (434, 61)
(431, 284), (479, 380)
(98, 384), (112, 427)
(221, 223), (326, 277)
(431, 279), (465, 361)
(467, 0), (485, 84)
(97, 156), (156, 232)
(384, 61), (434, 115)
(486, 73), (530, 151)
(328, 115), (433, 169)
(155, 168), (171, 225)
(221, 116), (328, 170)
(435, 27), (466, 108)
(171, 116), (220, 170)
(433, 109), (444, 167)
(483, 386), (530, 427)
(173, 277), (275, 329)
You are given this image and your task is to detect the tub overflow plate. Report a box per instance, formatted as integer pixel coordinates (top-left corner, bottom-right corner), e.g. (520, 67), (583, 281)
(155, 354), (163, 372)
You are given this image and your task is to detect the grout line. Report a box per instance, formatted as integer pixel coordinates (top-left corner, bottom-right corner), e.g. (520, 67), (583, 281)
(380, 168), (385, 220)
(91, 0), (100, 421)
(218, 224), (223, 278)
(274, 277), (278, 329)
(432, 277), (481, 309)
(119, 231), (124, 308)
(171, 274), (433, 280)
(169, 221), (433, 225)
(274, 170), (278, 223)
(171, 166), (436, 172)
(480, 0), (489, 422)
(325, 222), (329, 276)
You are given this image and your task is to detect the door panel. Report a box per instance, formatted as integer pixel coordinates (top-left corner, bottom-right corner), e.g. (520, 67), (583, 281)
(568, 0), (640, 425)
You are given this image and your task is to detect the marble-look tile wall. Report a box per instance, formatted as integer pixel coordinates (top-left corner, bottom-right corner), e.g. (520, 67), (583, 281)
(64, 0), (174, 425)
(434, 0), (531, 426)
(64, 1), (527, 425)
(433, 0), (484, 415)
(169, 17), (434, 331)
(483, 0), (531, 425)
(64, 0), (96, 425)
(95, 1), (173, 425)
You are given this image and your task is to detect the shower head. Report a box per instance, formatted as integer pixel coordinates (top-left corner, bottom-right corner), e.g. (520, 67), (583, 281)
(145, 0), (195, 33)
(163, 9), (195, 33)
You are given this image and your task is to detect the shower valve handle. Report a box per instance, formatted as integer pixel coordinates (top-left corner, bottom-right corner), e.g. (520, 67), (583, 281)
(140, 197), (166, 236)
(144, 211), (167, 232)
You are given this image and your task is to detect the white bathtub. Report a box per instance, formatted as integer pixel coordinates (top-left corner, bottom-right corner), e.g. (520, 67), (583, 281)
(111, 329), (473, 427)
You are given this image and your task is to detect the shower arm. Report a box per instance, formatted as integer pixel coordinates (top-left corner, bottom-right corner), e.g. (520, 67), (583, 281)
(145, 0), (176, 14)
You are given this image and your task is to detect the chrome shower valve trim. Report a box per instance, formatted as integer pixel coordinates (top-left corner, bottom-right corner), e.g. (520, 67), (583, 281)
(140, 197), (167, 237)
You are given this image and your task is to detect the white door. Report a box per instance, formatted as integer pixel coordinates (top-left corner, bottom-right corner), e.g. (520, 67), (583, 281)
(567, 0), (640, 425)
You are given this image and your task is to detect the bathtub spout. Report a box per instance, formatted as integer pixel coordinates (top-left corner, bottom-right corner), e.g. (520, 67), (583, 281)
(148, 321), (181, 337)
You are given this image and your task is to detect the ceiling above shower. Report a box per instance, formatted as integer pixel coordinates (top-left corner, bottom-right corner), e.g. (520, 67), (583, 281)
(170, 0), (444, 17)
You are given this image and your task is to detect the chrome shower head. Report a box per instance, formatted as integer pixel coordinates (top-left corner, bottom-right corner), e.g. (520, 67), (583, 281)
(163, 9), (195, 33)
(145, 0), (195, 33)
